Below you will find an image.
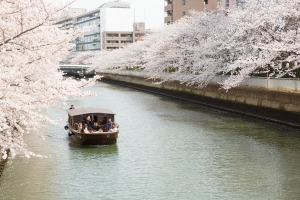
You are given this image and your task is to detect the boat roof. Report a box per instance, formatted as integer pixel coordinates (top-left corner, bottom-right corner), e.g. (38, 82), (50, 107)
(67, 107), (115, 116)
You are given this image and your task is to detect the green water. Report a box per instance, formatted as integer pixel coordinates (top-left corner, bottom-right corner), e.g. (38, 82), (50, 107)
(1, 82), (300, 200)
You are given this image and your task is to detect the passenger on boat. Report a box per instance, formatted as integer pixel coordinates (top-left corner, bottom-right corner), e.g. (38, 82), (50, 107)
(78, 123), (83, 133)
(93, 122), (100, 131)
(109, 122), (118, 132)
(85, 116), (92, 130)
(91, 114), (95, 122)
(83, 124), (89, 133)
(105, 118), (112, 131)
(69, 105), (75, 109)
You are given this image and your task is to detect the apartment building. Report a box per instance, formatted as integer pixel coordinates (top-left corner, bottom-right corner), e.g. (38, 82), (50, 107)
(61, 8), (87, 18)
(221, 0), (245, 9)
(99, 2), (137, 50)
(55, 17), (74, 30)
(165, 0), (220, 24)
(71, 0), (144, 51)
(55, 8), (86, 30)
(73, 9), (101, 51)
(102, 22), (145, 50)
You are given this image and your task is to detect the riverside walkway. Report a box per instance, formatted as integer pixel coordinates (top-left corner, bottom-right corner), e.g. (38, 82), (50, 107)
(98, 69), (300, 92)
(98, 69), (300, 128)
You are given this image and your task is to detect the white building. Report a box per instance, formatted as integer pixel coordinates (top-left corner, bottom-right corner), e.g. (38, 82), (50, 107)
(73, 0), (143, 51)
(102, 22), (145, 50)
(61, 8), (87, 18)
(73, 9), (101, 51)
(100, 2), (135, 50)
(55, 8), (87, 30)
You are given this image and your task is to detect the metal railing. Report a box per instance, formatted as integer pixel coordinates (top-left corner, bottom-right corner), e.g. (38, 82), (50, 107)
(98, 70), (300, 92)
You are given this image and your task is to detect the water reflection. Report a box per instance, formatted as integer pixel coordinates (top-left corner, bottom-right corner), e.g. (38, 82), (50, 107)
(68, 142), (119, 157)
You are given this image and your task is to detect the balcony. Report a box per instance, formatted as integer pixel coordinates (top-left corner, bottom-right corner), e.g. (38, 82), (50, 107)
(164, 16), (173, 24)
(164, 4), (173, 12)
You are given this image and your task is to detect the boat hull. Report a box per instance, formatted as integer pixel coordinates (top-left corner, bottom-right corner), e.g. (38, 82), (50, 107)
(69, 130), (118, 145)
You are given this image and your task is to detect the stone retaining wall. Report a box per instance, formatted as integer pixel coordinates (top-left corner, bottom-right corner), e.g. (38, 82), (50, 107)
(100, 73), (300, 128)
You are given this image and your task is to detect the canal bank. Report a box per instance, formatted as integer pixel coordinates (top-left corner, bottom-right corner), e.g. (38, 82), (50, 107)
(100, 72), (300, 128)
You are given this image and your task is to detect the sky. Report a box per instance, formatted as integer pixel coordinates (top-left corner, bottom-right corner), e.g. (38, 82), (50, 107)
(46, 0), (165, 30)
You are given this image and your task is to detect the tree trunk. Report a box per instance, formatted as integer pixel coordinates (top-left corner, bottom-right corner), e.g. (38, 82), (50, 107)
(0, 149), (10, 177)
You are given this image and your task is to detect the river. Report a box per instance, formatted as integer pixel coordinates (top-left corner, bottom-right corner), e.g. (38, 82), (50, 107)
(1, 82), (300, 200)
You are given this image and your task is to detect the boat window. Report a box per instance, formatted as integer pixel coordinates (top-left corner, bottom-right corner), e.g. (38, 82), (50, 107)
(102, 116), (108, 125)
(98, 116), (103, 124)
(94, 116), (98, 123)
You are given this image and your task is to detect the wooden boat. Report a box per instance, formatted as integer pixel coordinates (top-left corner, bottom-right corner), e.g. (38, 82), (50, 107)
(65, 107), (119, 145)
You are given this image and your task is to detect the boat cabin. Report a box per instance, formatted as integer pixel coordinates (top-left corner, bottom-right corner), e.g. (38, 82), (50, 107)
(67, 107), (116, 133)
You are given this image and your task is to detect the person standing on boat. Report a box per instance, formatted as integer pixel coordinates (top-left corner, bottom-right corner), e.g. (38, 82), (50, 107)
(69, 105), (75, 109)
(85, 116), (92, 130)
(105, 118), (112, 132)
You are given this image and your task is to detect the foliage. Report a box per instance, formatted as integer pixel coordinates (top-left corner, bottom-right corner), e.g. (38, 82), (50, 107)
(72, 0), (300, 89)
(0, 0), (98, 159)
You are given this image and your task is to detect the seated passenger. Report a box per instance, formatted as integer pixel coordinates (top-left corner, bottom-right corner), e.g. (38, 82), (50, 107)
(78, 123), (83, 133)
(83, 124), (89, 133)
(93, 122), (100, 131)
(74, 123), (79, 130)
(109, 122), (118, 132)
(105, 118), (112, 132)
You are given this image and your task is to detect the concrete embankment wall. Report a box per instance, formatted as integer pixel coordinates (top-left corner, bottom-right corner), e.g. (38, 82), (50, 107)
(100, 73), (300, 128)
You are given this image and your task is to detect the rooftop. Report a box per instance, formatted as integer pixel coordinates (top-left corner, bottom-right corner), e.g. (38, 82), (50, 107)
(100, 0), (130, 8)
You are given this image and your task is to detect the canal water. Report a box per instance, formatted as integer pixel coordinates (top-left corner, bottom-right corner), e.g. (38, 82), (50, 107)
(1, 82), (300, 200)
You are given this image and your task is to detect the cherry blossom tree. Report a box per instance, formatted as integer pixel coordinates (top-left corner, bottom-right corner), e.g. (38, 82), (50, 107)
(141, 10), (231, 87)
(71, 31), (162, 69)
(221, 0), (300, 89)
(73, 10), (231, 87)
(0, 0), (98, 159)
(73, 0), (300, 90)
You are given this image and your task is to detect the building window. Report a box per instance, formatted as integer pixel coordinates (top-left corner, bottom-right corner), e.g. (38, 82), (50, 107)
(107, 47), (119, 50)
(182, 0), (185, 5)
(106, 33), (119, 37)
(236, 0), (245, 8)
(204, 0), (208, 4)
(121, 34), (133, 37)
(135, 33), (144, 37)
(182, 11), (185, 16)
(121, 41), (133, 44)
(106, 40), (119, 44)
